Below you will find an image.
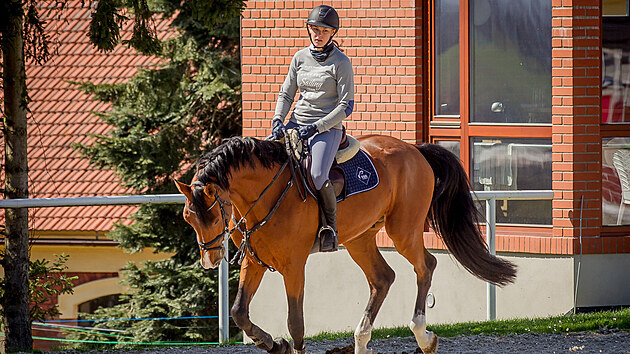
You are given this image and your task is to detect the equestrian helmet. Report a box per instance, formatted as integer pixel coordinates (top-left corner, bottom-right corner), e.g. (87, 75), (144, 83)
(306, 5), (339, 30)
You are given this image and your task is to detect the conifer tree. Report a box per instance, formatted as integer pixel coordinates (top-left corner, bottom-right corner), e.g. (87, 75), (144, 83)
(69, 0), (244, 346)
(1, 0), (168, 350)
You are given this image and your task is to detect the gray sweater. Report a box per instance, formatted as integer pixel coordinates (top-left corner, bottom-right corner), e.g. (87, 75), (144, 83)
(273, 45), (354, 132)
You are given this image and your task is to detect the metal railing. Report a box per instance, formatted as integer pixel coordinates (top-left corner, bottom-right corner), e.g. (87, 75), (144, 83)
(1, 189), (554, 332)
(0, 194), (230, 344)
(472, 190), (554, 320)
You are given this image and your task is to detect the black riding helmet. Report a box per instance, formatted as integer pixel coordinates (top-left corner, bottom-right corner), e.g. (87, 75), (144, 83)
(306, 5), (339, 48)
(306, 5), (339, 29)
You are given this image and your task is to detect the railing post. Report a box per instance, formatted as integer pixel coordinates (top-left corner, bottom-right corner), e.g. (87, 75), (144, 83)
(486, 196), (496, 321)
(218, 239), (229, 344)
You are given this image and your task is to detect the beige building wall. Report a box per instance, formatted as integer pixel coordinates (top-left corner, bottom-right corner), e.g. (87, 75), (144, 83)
(248, 249), (578, 339)
(28, 244), (170, 319)
(30, 245), (168, 273)
(575, 254), (630, 308)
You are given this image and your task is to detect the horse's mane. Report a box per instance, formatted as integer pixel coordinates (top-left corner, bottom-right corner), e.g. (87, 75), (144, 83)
(190, 137), (287, 224)
(196, 136), (288, 190)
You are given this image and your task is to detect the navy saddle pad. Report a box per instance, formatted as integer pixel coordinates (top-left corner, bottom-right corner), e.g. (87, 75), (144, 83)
(337, 149), (379, 201)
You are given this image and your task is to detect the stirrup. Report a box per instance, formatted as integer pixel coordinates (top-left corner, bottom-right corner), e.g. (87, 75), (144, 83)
(318, 225), (338, 252)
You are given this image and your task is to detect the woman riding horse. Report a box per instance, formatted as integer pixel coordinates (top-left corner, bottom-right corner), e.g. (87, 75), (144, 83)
(175, 5), (517, 354)
(271, 5), (353, 252)
(176, 136), (517, 353)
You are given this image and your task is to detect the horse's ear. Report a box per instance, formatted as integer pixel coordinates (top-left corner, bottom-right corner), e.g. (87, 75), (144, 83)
(174, 180), (193, 200)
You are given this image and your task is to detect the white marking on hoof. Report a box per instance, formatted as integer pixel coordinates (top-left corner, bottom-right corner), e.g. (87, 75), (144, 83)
(354, 314), (373, 354)
(410, 314), (437, 350)
(420, 332), (438, 354)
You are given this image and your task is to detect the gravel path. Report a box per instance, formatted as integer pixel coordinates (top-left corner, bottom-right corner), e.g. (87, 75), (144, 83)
(54, 329), (630, 353)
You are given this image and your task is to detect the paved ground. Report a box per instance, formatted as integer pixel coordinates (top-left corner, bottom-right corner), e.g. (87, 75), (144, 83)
(53, 328), (630, 353)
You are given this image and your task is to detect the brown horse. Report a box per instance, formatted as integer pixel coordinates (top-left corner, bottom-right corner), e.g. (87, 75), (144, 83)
(175, 135), (516, 354)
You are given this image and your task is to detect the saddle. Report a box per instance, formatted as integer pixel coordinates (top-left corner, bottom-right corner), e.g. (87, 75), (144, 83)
(280, 128), (377, 253)
(285, 127), (361, 201)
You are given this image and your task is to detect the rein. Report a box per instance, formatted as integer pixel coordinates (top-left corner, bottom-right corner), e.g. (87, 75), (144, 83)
(193, 158), (293, 272)
(193, 132), (308, 272)
(229, 160), (292, 272)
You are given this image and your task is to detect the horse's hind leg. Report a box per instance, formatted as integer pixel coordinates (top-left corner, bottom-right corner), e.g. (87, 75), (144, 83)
(408, 248), (439, 354)
(386, 220), (439, 353)
(344, 228), (395, 354)
(231, 257), (291, 353)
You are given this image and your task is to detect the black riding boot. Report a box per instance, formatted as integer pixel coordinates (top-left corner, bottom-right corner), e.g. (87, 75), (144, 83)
(317, 180), (338, 252)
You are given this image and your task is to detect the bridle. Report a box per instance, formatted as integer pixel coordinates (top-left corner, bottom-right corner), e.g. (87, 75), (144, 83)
(189, 157), (294, 272)
(188, 181), (232, 252)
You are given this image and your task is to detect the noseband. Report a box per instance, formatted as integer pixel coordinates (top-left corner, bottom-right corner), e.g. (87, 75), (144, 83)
(188, 181), (232, 252)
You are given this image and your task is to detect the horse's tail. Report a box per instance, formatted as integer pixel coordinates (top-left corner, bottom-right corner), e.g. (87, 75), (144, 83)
(416, 143), (517, 286)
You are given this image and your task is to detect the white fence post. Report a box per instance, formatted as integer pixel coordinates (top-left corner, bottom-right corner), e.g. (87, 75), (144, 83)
(218, 240), (229, 344)
(485, 196), (497, 321)
(472, 190), (554, 322)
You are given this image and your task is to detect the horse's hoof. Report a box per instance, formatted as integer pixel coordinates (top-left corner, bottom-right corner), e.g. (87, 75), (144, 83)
(419, 332), (438, 354)
(270, 337), (292, 354)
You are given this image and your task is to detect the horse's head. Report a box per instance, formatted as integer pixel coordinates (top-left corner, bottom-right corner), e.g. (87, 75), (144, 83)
(175, 179), (232, 270)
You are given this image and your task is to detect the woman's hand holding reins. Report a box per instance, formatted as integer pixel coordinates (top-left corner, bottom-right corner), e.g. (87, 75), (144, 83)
(272, 120), (285, 140)
(298, 124), (318, 140)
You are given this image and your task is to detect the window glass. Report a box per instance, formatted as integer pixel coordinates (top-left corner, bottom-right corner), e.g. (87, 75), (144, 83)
(603, 0), (629, 16)
(435, 0), (460, 116)
(603, 137), (630, 225)
(602, 17), (630, 123)
(78, 294), (122, 327)
(470, 0), (552, 124)
(435, 140), (460, 159)
(471, 137), (552, 225)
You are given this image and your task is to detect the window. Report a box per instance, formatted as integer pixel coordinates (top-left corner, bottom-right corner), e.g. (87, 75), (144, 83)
(430, 0), (552, 226)
(603, 137), (630, 225)
(602, 16), (630, 227)
(602, 19), (630, 124)
(470, 0), (552, 124)
(77, 294), (121, 327)
(471, 137), (552, 225)
(435, 0), (460, 116)
(603, 0), (629, 16)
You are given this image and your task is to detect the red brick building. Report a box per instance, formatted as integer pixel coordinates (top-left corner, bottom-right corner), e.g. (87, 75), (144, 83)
(241, 0), (630, 333)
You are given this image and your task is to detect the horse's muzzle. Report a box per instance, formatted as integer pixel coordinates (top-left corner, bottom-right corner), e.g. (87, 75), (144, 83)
(200, 248), (225, 269)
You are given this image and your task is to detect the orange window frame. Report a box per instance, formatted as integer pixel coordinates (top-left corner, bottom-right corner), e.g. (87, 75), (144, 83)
(426, 0), (553, 235)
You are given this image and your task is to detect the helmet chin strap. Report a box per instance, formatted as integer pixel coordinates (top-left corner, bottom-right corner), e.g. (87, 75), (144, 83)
(306, 25), (338, 49)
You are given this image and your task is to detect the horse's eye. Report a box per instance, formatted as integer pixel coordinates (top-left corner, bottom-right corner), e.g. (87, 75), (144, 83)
(213, 219), (220, 226)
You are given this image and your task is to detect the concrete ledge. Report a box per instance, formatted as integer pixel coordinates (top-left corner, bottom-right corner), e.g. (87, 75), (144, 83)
(249, 249), (581, 339)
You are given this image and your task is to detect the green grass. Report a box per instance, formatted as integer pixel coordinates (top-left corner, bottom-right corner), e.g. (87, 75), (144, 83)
(307, 307), (630, 341)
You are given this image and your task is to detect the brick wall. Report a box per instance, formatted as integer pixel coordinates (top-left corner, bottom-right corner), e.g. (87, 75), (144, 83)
(551, 0), (602, 250)
(243, 1), (628, 255)
(241, 0), (424, 142)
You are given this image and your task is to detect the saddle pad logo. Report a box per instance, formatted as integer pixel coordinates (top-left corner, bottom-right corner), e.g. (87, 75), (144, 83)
(356, 167), (371, 185)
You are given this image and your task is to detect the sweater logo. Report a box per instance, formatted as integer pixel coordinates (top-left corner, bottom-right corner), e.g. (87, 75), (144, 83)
(300, 78), (323, 91)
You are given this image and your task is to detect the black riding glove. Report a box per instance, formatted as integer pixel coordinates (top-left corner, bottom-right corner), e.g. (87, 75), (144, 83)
(272, 120), (285, 140)
(298, 124), (318, 140)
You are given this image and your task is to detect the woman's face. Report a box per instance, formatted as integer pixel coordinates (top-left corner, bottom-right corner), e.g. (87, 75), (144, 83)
(308, 24), (335, 49)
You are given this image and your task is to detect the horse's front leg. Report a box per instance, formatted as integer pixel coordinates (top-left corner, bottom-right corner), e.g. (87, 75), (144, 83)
(231, 257), (291, 353)
(283, 269), (306, 353)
